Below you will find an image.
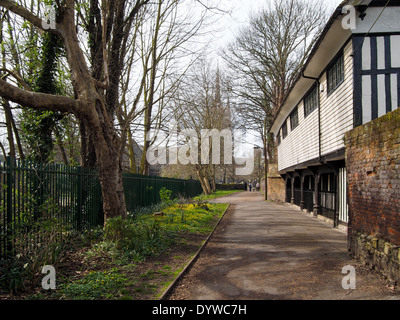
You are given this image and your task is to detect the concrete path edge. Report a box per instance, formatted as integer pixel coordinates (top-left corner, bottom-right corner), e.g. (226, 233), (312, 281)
(159, 203), (231, 300)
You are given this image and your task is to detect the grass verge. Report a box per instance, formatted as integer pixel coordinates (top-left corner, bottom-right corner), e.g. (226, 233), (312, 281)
(0, 194), (231, 300)
(193, 189), (243, 201)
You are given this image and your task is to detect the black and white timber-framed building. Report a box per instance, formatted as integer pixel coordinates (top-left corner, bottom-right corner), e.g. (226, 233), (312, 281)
(269, 0), (400, 227)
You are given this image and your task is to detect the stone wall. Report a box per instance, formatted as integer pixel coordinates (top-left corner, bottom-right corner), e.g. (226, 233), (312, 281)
(345, 107), (400, 282)
(216, 183), (246, 191)
(261, 164), (285, 203)
(350, 232), (400, 283)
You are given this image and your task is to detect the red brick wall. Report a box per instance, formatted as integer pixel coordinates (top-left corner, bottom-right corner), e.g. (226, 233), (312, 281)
(345, 108), (400, 245)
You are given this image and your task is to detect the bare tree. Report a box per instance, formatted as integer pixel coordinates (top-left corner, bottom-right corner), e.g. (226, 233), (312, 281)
(223, 0), (327, 199)
(0, 8), (27, 160)
(173, 60), (233, 194)
(122, 0), (217, 176)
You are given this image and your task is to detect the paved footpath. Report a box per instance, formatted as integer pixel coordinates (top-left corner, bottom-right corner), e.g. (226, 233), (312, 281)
(167, 191), (400, 300)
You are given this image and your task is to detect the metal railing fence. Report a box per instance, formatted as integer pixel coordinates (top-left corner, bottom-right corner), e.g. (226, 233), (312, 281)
(123, 172), (203, 212)
(0, 157), (202, 260)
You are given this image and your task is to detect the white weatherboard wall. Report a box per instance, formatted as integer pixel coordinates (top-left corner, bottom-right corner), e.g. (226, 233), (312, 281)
(277, 41), (354, 172)
(277, 99), (319, 172)
(320, 41), (354, 156)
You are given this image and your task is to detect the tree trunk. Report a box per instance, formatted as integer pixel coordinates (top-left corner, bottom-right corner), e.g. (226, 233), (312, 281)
(3, 99), (15, 158)
(54, 126), (69, 165)
(79, 120), (97, 169)
(210, 165), (216, 193)
(196, 166), (212, 195)
(82, 105), (127, 220)
(97, 156), (126, 220)
(140, 117), (151, 175)
(127, 128), (138, 174)
(10, 109), (24, 159)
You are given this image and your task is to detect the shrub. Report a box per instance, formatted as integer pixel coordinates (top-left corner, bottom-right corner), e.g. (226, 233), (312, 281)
(127, 202), (164, 220)
(13, 218), (67, 285)
(0, 257), (26, 294)
(159, 187), (172, 204)
(103, 217), (172, 262)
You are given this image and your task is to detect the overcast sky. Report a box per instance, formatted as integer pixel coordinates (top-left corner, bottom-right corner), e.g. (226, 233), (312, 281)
(231, 0), (343, 24)
(211, 0), (344, 52)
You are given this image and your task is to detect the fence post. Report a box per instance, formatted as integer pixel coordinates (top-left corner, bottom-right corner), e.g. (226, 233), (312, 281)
(76, 166), (82, 231)
(5, 156), (14, 257)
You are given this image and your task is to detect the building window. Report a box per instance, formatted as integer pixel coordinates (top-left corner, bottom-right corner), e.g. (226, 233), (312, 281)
(282, 120), (288, 139)
(327, 51), (344, 94)
(304, 84), (319, 118)
(277, 130), (281, 145)
(290, 106), (299, 131)
(320, 173), (336, 192)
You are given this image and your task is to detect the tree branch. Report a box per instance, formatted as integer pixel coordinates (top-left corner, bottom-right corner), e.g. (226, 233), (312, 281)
(0, 79), (78, 113)
(0, 68), (31, 91)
